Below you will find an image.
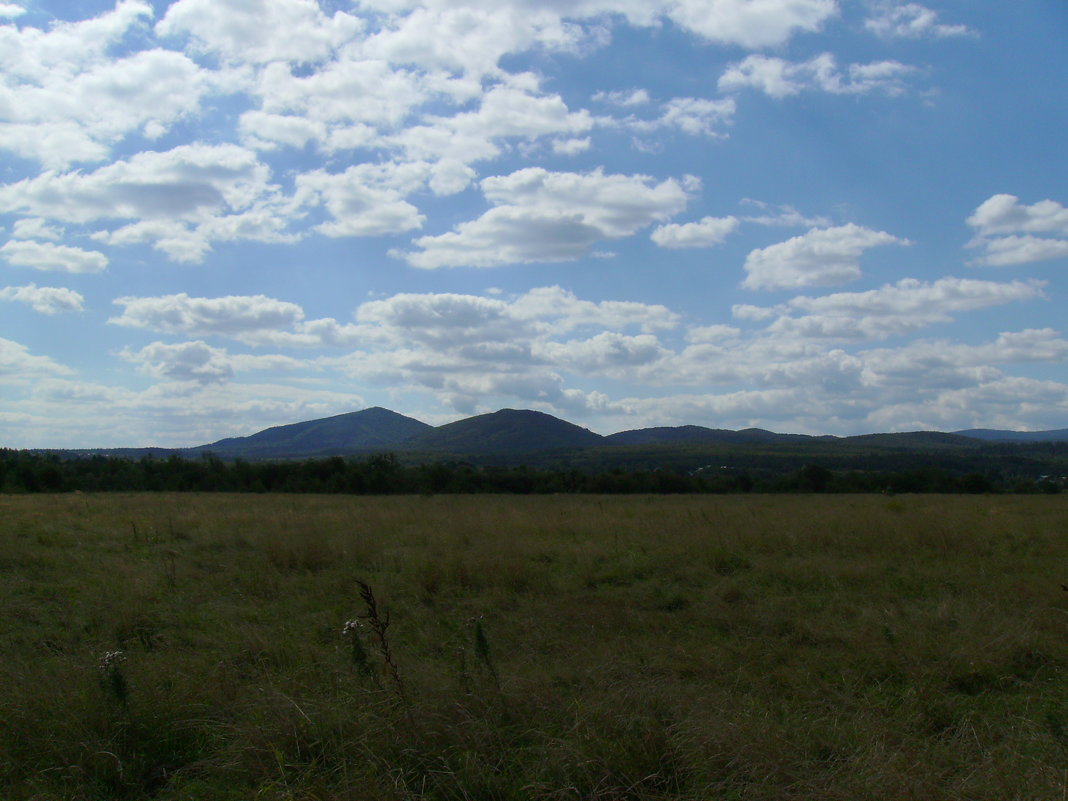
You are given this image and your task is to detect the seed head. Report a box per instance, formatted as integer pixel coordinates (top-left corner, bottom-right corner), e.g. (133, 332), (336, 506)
(342, 619), (362, 636)
(99, 650), (126, 670)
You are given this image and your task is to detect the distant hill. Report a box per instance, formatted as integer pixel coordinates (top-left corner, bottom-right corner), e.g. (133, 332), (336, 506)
(196, 407), (431, 458)
(844, 431), (982, 450)
(954, 428), (1068, 443)
(403, 408), (605, 454)
(606, 425), (821, 446)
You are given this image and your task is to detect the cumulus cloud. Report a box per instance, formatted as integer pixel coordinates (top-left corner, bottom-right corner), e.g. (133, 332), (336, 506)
(156, 0), (363, 64)
(10, 376), (364, 448)
(966, 194), (1068, 267)
(666, 0), (838, 48)
(0, 144), (295, 262)
(389, 78), (595, 166)
(108, 292), (368, 348)
(719, 53), (916, 98)
(0, 283), (85, 314)
(121, 340), (307, 384)
(123, 340), (237, 384)
(742, 224), (908, 291)
(1, 2), (230, 168)
(865, 2), (975, 39)
(968, 194), (1068, 237)
(0, 336), (73, 379)
(0, 240), (108, 273)
(359, 4), (591, 79)
(755, 277), (1045, 341)
(535, 332), (667, 376)
(111, 293), (306, 338)
(652, 215), (739, 248)
(319, 286), (683, 414)
(403, 167), (690, 268)
(0, 143), (273, 224)
(294, 162), (427, 237)
(649, 97), (736, 137)
(11, 218), (62, 240)
(861, 329), (1068, 392)
(972, 236), (1068, 268)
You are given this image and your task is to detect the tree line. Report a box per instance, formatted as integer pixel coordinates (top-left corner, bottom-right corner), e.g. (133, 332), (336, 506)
(1, 449), (1060, 494)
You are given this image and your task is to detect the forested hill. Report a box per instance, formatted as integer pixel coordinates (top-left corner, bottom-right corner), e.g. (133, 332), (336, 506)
(6, 406), (1068, 494)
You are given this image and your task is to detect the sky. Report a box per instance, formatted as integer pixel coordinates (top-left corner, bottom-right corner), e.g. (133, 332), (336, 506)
(2, 0), (1067, 448)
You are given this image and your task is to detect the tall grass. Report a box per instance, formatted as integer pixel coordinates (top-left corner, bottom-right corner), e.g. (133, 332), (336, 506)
(1, 493), (1067, 799)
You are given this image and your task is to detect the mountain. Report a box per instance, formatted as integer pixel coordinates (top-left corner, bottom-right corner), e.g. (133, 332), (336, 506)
(197, 407), (431, 458)
(954, 428), (1068, 443)
(605, 425), (821, 446)
(403, 408), (605, 454)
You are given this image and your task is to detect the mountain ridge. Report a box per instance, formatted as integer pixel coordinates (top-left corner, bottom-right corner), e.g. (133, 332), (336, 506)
(26, 407), (1068, 460)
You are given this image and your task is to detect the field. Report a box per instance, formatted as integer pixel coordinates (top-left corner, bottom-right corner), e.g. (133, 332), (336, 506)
(2, 492), (1067, 800)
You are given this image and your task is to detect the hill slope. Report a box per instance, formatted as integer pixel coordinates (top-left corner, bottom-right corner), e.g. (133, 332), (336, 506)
(606, 425), (823, 446)
(198, 407), (431, 458)
(404, 409), (605, 454)
(955, 428), (1068, 443)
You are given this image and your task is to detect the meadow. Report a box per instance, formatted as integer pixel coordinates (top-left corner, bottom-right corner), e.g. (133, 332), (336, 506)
(1, 492), (1067, 800)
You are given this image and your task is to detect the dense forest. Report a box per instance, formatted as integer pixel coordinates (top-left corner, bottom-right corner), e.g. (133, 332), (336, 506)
(1, 448), (1063, 495)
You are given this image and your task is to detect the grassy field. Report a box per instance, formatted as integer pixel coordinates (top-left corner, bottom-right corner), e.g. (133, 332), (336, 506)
(2, 492), (1067, 800)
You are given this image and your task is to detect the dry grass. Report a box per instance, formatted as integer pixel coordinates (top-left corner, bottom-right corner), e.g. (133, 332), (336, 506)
(1, 492), (1067, 799)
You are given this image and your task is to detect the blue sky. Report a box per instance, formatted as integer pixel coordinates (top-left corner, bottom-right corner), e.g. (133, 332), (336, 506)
(2, 0), (1066, 447)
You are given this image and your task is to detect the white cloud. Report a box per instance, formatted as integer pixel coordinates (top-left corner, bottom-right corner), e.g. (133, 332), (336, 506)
(0, 336), (73, 379)
(123, 340), (236, 384)
(0, 4), (25, 20)
(535, 332), (667, 376)
(347, 0), (833, 51)
(667, 0), (838, 48)
(687, 324), (741, 343)
(156, 0), (363, 65)
(594, 88), (651, 107)
(403, 167), (690, 268)
(0, 144), (295, 263)
(1, 3), (229, 168)
(110, 293), (306, 338)
(971, 235), (1068, 268)
(742, 224), (907, 290)
(652, 215), (739, 248)
(11, 377), (364, 448)
(295, 162), (427, 237)
(552, 137), (591, 155)
(740, 201), (832, 228)
(253, 57), (427, 134)
(0, 143), (274, 224)
(967, 194), (1068, 237)
(655, 96), (736, 137)
(719, 53), (915, 98)
(865, 2), (975, 39)
(358, 5), (590, 79)
(0, 240), (108, 273)
(321, 286), (682, 413)
(121, 340), (307, 384)
(108, 292), (368, 348)
(759, 277), (1045, 341)
(861, 329), (1068, 393)
(11, 218), (62, 240)
(389, 78), (594, 166)
(864, 376), (1068, 434)
(0, 283), (84, 314)
(0, 1), (153, 81)
(966, 194), (1068, 267)
(509, 286), (679, 333)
